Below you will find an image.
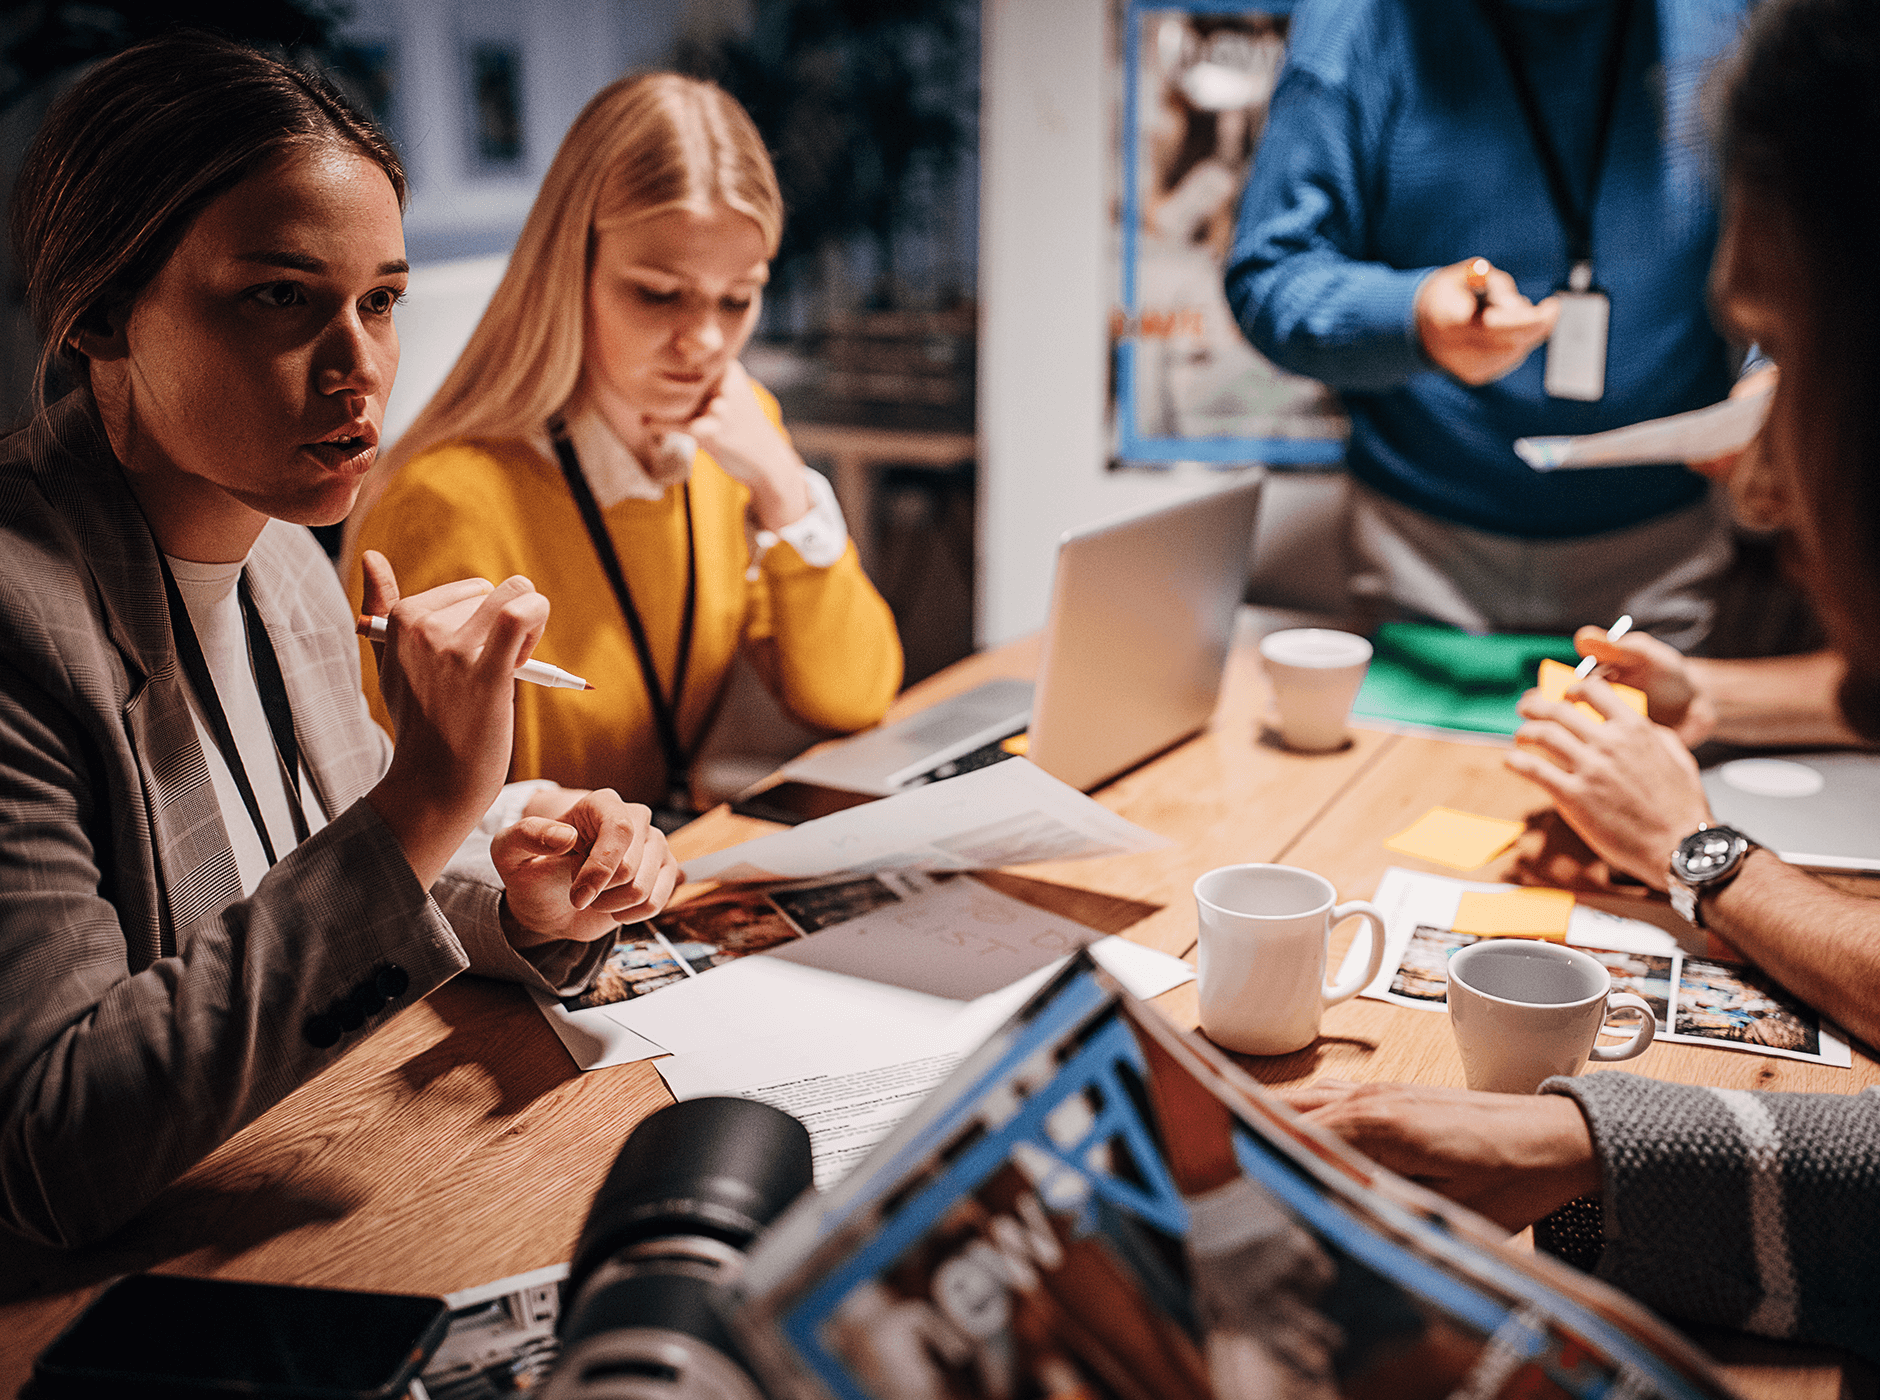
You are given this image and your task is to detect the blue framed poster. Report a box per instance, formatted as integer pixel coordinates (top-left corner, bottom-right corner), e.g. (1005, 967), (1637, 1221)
(1112, 1), (1347, 469)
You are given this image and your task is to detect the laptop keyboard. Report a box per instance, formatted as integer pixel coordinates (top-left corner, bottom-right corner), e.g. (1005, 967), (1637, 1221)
(903, 732), (1026, 786)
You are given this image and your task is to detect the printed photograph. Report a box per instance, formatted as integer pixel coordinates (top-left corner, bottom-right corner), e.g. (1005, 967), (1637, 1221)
(770, 876), (907, 935)
(649, 885), (806, 972)
(1391, 925), (1478, 1003)
(1677, 957), (1821, 1056)
(1578, 947), (1675, 1031)
(560, 937), (688, 1011)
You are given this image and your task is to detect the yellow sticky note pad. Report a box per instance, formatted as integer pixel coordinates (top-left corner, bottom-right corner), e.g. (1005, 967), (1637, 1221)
(1453, 887), (1575, 942)
(1383, 807), (1526, 870)
(1536, 657), (1648, 721)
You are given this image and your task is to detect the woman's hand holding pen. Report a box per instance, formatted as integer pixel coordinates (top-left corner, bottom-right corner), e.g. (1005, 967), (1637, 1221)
(495, 787), (681, 946)
(1505, 674), (1712, 890)
(680, 359), (813, 531)
(360, 549), (549, 891)
(1415, 256), (1560, 385)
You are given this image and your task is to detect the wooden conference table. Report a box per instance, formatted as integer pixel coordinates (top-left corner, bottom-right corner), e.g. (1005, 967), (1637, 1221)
(1, 617), (1874, 1397)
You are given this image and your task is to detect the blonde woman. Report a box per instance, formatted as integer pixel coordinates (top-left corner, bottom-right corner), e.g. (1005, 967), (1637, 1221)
(347, 74), (902, 823)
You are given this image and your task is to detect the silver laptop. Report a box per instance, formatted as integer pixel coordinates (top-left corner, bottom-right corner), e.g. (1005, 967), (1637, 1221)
(1701, 751), (1880, 873)
(778, 477), (1262, 795)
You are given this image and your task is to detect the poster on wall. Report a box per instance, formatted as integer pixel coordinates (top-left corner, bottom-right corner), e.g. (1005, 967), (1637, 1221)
(1111, 1), (1348, 470)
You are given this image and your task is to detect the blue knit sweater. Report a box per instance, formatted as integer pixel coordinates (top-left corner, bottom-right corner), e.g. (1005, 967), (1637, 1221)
(1225, 0), (1753, 539)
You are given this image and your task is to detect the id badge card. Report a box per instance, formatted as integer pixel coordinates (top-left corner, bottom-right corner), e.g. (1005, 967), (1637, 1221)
(1545, 279), (1610, 402)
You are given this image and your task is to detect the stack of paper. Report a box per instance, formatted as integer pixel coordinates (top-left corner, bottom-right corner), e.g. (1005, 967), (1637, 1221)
(532, 761), (1193, 1173)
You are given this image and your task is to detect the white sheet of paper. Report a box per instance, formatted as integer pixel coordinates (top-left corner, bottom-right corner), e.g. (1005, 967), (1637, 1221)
(656, 936), (1195, 1188)
(681, 758), (1169, 884)
(1515, 383), (1772, 471)
(659, 1031), (963, 1189)
(526, 985), (671, 1072)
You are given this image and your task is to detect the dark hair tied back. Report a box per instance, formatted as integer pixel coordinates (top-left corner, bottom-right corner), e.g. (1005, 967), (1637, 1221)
(9, 30), (405, 412)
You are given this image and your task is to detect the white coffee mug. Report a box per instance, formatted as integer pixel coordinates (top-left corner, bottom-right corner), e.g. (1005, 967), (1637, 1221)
(1446, 939), (1656, 1094)
(1258, 629), (1373, 752)
(1194, 864), (1387, 1056)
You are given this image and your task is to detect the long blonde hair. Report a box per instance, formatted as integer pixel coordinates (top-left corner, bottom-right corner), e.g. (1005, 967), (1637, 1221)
(342, 72), (782, 569)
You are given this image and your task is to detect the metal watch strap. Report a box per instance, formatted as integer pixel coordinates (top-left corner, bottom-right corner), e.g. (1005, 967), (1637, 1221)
(1668, 824), (1756, 928)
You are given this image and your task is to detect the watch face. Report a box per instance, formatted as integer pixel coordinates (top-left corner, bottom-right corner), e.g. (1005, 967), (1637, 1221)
(1676, 827), (1747, 883)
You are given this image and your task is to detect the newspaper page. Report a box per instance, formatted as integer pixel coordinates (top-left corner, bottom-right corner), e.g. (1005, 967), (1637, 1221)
(1343, 866), (1851, 1068)
(680, 759), (1169, 885)
(418, 1263), (567, 1400)
(732, 955), (1736, 1400)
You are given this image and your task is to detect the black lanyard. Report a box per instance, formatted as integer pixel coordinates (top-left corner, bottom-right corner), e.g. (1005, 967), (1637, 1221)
(1479, 0), (1636, 274)
(550, 421), (698, 828)
(158, 556), (311, 867)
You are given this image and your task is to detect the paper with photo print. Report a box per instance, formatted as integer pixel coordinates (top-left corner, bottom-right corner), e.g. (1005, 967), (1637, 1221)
(680, 758), (1169, 885)
(1338, 867), (1850, 1067)
(532, 869), (1186, 1071)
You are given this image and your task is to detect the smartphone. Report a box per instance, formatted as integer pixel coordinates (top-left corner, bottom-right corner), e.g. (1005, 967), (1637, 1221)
(729, 780), (880, 826)
(34, 1273), (450, 1400)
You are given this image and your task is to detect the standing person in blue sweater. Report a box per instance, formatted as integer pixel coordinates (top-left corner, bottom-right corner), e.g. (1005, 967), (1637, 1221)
(1279, 0), (1880, 1356)
(1226, 0), (1760, 648)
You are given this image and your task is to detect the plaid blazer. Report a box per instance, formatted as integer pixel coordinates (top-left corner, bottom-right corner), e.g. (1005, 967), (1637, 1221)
(0, 395), (604, 1247)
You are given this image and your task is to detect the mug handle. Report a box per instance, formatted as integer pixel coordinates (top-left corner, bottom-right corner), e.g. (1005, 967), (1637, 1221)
(1587, 992), (1657, 1062)
(1322, 901), (1388, 1007)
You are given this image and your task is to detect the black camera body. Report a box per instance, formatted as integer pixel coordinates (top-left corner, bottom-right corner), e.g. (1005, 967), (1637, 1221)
(540, 1098), (813, 1400)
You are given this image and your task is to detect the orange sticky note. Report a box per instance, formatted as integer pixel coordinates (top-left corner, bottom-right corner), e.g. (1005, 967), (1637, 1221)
(1537, 657), (1648, 721)
(1452, 887), (1575, 942)
(1384, 807), (1525, 870)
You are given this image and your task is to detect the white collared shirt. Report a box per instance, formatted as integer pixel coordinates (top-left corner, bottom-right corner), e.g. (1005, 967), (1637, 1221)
(529, 408), (849, 570)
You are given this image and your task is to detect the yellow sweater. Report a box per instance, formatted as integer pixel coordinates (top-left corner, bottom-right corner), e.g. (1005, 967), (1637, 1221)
(350, 421), (902, 805)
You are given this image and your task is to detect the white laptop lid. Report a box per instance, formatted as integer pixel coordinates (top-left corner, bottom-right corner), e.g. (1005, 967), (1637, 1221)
(1025, 477), (1262, 792)
(778, 677), (1034, 796)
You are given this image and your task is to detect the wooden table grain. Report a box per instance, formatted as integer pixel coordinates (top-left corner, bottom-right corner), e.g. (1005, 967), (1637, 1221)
(2, 617), (1873, 1398)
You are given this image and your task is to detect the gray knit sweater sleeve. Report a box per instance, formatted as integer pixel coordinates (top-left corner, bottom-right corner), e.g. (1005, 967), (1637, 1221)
(1542, 1072), (1880, 1362)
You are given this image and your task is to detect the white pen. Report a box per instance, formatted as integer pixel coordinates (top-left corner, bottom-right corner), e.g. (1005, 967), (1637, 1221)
(355, 615), (595, 691)
(1573, 612), (1634, 679)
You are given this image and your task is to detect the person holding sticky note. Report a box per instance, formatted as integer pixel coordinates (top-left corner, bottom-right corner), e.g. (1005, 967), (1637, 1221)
(1567, 623), (1869, 751)
(1266, 0), (1880, 1363)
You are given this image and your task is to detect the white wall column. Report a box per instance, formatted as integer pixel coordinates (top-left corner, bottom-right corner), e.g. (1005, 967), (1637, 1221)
(977, 0), (1210, 646)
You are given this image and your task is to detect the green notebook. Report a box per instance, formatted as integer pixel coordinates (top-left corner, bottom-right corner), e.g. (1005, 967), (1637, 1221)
(1351, 621), (1579, 738)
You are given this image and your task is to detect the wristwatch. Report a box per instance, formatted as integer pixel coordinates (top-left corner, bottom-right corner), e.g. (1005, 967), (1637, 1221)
(1668, 824), (1757, 927)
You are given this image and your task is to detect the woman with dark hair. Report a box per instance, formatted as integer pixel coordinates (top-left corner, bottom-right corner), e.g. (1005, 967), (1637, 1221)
(1289, 0), (1880, 1359)
(0, 32), (679, 1248)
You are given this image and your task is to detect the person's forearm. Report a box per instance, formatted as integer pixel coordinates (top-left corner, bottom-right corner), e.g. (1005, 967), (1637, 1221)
(367, 755), (492, 892)
(1689, 650), (1867, 748)
(1705, 847), (1880, 1048)
(1222, 71), (1435, 392)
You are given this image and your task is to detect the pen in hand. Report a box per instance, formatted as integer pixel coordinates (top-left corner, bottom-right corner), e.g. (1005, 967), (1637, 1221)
(1466, 257), (1492, 315)
(1573, 613), (1634, 679)
(355, 615), (595, 691)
